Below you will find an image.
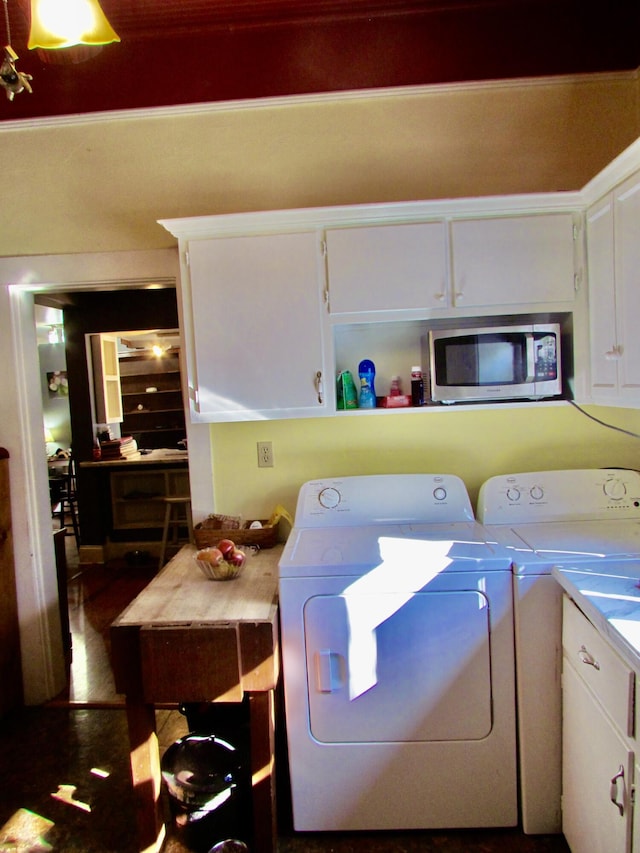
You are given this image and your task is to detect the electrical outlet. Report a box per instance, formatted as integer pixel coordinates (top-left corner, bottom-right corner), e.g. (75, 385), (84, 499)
(257, 441), (274, 468)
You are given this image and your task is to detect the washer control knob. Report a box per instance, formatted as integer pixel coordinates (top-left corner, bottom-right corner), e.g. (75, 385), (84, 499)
(506, 487), (521, 502)
(433, 487), (447, 501)
(604, 479), (627, 500)
(530, 486), (544, 501)
(318, 487), (341, 509)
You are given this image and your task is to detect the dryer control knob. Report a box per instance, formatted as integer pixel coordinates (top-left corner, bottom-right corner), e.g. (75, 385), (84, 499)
(433, 487), (447, 501)
(530, 486), (544, 501)
(506, 487), (521, 502)
(318, 487), (341, 509)
(603, 479), (627, 500)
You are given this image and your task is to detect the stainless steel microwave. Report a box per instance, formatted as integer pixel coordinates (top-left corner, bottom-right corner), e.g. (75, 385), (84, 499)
(426, 323), (562, 404)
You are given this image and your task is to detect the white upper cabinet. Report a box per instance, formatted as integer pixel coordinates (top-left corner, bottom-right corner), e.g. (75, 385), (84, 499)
(183, 231), (327, 421)
(161, 195), (586, 422)
(326, 213), (577, 318)
(587, 171), (640, 406)
(451, 213), (576, 308)
(325, 222), (448, 314)
(586, 196), (618, 399)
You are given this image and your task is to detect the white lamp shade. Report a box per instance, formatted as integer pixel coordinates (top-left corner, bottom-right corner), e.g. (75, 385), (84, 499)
(29, 0), (120, 49)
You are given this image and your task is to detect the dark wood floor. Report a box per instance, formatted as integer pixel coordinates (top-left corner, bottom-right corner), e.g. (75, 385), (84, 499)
(0, 533), (570, 853)
(53, 539), (158, 706)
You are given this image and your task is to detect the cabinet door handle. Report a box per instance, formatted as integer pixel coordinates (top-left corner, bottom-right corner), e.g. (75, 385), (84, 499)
(433, 292), (445, 301)
(610, 765), (625, 816)
(578, 645), (600, 669)
(605, 345), (622, 361)
(315, 371), (323, 405)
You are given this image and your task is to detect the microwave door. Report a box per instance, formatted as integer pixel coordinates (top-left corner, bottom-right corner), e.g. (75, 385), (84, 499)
(524, 333), (536, 383)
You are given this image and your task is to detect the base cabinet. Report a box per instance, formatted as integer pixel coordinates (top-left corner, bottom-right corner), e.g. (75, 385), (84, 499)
(110, 468), (190, 531)
(636, 762), (640, 851)
(563, 665), (633, 853)
(562, 596), (636, 853)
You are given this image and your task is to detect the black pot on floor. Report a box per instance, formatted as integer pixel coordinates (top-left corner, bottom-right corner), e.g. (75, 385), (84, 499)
(161, 732), (246, 853)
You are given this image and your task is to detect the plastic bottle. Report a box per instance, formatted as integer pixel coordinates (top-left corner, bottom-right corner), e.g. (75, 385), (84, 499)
(336, 370), (358, 409)
(358, 359), (376, 409)
(390, 376), (401, 396)
(411, 365), (425, 406)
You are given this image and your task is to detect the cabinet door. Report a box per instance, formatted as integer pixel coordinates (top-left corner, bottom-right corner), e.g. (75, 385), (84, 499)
(586, 172), (640, 407)
(586, 195), (619, 400)
(90, 334), (123, 424)
(185, 231), (326, 420)
(451, 213), (576, 308)
(633, 762), (640, 851)
(325, 222), (448, 313)
(562, 663), (633, 853)
(614, 173), (640, 401)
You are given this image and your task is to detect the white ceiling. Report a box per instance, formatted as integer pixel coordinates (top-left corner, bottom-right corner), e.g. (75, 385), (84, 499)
(3, 70), (639, 259)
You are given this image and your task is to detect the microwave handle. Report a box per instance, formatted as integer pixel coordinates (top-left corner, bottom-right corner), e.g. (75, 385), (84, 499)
(525, 333), (536, 382)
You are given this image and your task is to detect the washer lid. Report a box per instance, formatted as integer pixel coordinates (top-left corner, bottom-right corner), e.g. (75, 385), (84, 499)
(485, 518), (640, 574)
(279, 520), (511, 578)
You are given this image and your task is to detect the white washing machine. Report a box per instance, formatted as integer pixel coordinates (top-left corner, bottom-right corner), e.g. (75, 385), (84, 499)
(478, 467), (640, 836)
(278, 473), (518, 832)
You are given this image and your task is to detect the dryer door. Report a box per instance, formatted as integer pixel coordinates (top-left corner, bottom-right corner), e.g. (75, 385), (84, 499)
(304, 586), (492, 743)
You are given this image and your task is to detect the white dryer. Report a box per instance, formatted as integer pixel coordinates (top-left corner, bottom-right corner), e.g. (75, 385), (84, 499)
(478, 467), (640, 835)
(278, 474), (517, 832)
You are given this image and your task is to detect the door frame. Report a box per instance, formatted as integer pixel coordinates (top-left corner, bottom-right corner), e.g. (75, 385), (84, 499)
(1, 248), (214, 703)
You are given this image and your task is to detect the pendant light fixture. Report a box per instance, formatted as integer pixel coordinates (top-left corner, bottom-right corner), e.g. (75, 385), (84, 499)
(28, 0), (120, 50)
(0, 0), (33, 100)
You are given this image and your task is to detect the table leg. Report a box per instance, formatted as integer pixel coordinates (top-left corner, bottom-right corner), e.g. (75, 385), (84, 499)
(249, 690), (277, 853)
(125, 698), (166, 853)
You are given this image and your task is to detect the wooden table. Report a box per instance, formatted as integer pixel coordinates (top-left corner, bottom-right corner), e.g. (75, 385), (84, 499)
(111, 543), (281, 853)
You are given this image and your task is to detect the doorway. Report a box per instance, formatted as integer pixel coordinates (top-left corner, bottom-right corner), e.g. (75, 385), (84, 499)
(5, 255), (214, 704)
(32, 289), (187, 702)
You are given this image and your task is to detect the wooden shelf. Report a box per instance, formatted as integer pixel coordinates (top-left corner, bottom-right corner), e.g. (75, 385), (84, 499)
(119, 352), (186, 449)
(111, 468), (190, 530)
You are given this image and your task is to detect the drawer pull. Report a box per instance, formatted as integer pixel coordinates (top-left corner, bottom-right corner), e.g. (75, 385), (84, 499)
(578, 645), (600, 670)
(610, 765), (625, 816)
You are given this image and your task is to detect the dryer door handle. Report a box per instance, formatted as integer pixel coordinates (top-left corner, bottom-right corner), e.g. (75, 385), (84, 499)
(315, 649), (343, 693)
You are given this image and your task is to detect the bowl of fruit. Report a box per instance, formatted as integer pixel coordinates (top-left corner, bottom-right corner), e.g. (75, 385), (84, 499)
(195, 539), (254, 581)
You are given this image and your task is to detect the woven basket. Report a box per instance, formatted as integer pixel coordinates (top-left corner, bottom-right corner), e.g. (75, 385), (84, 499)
(194, 518), (278, 550)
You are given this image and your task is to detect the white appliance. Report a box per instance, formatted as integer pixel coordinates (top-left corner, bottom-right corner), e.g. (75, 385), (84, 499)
(425, 321), (562, 404)
(278, 473), (517, 832)
(478, 467), (640, 835)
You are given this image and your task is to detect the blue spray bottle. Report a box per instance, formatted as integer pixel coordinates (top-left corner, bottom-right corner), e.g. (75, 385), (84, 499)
(358, 359), (376, 408)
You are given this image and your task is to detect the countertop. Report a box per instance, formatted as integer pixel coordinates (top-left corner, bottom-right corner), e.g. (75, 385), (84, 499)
(110, 542), (282, 853)
(114, 542), (280, 628)
(79, 448), (188, 468)
(553, 560), (640, 673)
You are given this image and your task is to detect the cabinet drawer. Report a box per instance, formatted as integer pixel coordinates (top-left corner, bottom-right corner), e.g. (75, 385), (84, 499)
(563, 596), (635, 739)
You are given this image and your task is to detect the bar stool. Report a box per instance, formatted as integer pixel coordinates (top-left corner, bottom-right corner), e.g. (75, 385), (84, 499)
(159, 496), (194, 568)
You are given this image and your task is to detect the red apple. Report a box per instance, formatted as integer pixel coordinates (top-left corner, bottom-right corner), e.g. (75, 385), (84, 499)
(217, 538), (236, 559)
(226, 548), (246, 568)
(197, 547), (224, 566)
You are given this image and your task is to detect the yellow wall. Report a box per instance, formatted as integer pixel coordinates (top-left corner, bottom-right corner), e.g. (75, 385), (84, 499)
(210, 404), (640, 525)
